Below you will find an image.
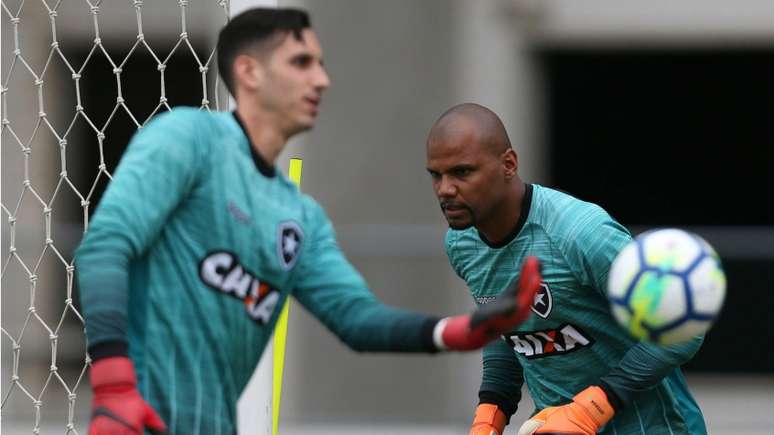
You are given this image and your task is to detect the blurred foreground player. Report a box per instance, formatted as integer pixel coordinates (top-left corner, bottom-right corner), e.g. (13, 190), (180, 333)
(425, 103), (707, 434)
(76, 9), (541, 435)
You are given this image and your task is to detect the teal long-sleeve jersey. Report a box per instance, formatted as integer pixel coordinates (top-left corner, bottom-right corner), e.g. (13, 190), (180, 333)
(75, 108), (437, 435)
(446, 184), (707, 435)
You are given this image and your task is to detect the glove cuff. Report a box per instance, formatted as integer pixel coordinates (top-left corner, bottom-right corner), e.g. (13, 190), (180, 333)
(90, 356), (138, 390)
(472, 403), (506, 433)
(573, 386), (615, 428)
(432, 317), (450, 351)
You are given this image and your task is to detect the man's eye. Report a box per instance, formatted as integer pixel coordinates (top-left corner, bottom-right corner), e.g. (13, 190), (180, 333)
(292, 55), (313, 67)
(456, 168), (471, 176)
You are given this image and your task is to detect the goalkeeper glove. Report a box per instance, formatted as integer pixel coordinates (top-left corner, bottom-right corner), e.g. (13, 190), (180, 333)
(517, 386), (614, 435)
(435, 256), (541, 351)
(89, 356), (167, 435)
(470, 403), (507, 435)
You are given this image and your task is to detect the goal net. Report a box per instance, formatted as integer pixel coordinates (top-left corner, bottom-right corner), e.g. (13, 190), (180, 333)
(1, 1), (277, 433)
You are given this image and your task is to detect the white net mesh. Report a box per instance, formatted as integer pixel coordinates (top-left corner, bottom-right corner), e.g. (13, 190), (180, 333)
(1, 1), (231, 432)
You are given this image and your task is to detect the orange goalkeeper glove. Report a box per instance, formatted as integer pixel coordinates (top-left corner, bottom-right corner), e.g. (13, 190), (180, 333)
(436, 256), (541, 351)
(470, 403), (507, 435)
(517, 386), (614, 435)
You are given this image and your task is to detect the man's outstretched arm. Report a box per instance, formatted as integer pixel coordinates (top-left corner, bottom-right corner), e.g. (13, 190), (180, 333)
(292, 201), (541, 353)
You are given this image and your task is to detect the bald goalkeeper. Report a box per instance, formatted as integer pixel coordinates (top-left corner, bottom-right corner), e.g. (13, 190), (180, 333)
(425, 103), (707, 435)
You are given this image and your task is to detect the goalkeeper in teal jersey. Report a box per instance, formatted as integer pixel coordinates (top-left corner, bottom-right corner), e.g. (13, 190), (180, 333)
(75, 9), (542, 435)
(425, 103), (708, 435)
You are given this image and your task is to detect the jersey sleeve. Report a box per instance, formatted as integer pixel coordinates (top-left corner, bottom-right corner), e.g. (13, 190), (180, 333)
(600, 336), (704, 409)
(558, 204), (703, 408)
(75, 109), (205, 357)
(479, 338), (524, 421)
(292, 200), (437, 352)
(562, 205), (632, 295)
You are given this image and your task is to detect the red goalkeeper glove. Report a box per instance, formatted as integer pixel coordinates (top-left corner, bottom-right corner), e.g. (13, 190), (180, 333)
(517, 386), (614, 435)
(470, 403), (507, 435)
(435, 256), (541, 351)
(89, 356), (167, 435)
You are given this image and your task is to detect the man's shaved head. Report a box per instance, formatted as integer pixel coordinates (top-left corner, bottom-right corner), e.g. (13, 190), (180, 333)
(427, 103), (512, 156)
(425, 103), (523, 239)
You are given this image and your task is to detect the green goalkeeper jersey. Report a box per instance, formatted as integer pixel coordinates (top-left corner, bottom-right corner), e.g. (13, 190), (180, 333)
(446, 184), (707, 434)
(76, 108), (436, 435)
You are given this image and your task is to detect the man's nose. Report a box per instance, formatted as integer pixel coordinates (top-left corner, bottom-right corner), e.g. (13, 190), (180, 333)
(314, 65), (331, 91)
(437, 176), (457, 197)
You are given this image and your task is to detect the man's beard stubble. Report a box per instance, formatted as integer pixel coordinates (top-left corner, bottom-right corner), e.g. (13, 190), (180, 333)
(440, 202), (475, 230)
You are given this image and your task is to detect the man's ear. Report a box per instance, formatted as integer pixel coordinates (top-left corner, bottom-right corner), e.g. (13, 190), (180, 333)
(502, 148), (518, 179)
(233, 54), (264, 93)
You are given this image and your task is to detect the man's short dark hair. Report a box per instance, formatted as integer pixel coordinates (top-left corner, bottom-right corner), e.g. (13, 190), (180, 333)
(217, 8), (311, 96)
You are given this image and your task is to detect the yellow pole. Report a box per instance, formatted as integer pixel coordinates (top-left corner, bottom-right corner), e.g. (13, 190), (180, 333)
(273, 158), (302, 435)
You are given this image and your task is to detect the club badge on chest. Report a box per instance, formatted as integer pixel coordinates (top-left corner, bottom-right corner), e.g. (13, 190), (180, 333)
(531, 282), (553, 319)
(277, 221), (304, 271)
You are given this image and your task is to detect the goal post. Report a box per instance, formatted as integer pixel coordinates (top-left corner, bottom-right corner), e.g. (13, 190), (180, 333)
(227, 0), (286, 430)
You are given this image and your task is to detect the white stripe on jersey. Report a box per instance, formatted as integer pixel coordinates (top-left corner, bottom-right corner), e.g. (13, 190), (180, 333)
(656, 387), (675, 435)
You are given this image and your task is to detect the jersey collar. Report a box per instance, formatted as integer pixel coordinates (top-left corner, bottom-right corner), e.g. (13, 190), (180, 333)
(232, 112), (276, 178)
(478, 183), (534, 249)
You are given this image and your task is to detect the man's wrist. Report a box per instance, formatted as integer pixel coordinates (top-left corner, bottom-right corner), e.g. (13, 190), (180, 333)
(598, 380), (625, 412)
(420, 317), (443, 353)
(88, 340), (129, 362)
(479, 390), (517, 423)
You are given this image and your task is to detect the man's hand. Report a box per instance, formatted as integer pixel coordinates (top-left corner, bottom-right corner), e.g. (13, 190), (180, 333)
(517, 386), (614, 435)
(435, 256), (541, 351)
(470, 403), (507, 435)
(89, 356), (167, 435)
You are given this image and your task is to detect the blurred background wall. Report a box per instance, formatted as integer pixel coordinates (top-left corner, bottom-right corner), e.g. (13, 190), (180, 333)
(2, 0), (773, 433)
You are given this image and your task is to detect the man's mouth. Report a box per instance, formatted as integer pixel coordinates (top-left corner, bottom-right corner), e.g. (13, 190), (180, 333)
(305, 96), (320, 106)
(442, 203), (468, 217)
(442, 201), (464, 210)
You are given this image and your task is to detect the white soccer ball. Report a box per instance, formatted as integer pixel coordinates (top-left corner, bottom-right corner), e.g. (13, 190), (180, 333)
(607, 228), (726, 345)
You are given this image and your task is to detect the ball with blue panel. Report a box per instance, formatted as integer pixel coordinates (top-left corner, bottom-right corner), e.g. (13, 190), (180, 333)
(607, 228), (727, 345)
